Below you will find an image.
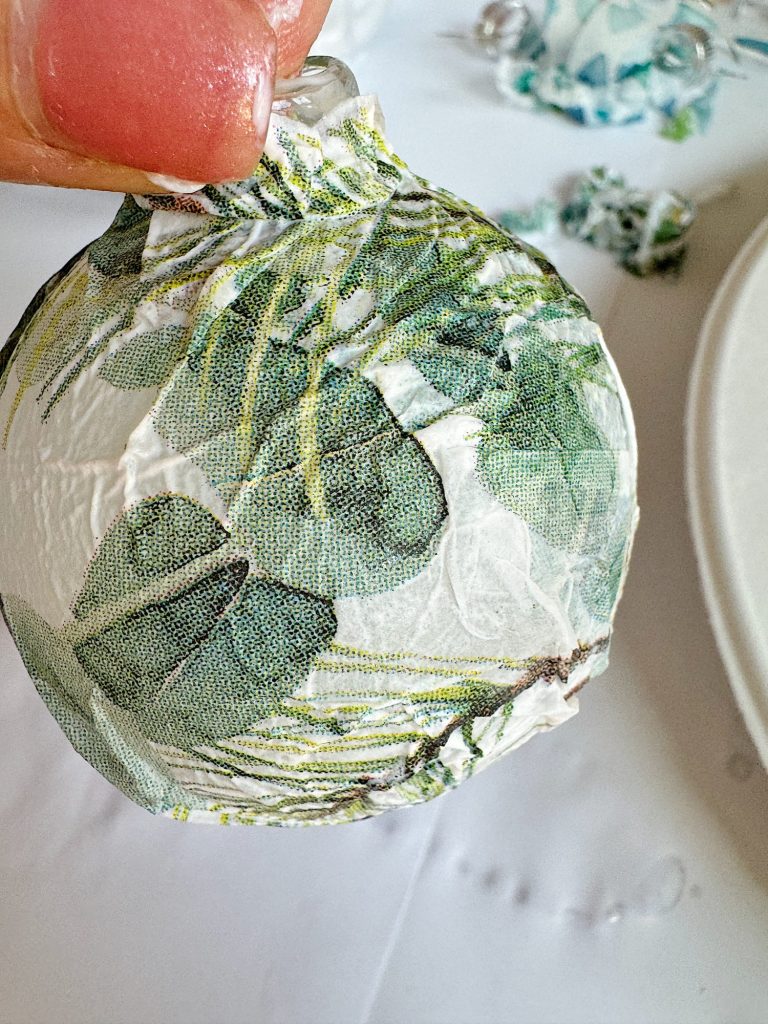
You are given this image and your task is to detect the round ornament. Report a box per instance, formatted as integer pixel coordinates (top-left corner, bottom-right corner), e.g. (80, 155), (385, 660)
(0, 59), (638, 827)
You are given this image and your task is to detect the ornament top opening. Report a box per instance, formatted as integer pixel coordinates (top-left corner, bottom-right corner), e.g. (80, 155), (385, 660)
(0, 57), (638, 828)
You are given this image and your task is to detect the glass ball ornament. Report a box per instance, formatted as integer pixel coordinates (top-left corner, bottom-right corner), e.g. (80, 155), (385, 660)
(473, 0), (541, 57)
(0, 58), (638, 827)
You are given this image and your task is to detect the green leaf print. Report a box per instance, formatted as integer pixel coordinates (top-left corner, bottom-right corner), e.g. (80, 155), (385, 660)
(0, 197), (150, 428)
(0, 245), (89, 397)
(152, 307), (311, 509)
(6, 596), (94, 719)
(577, 502), (635, 619)
(473, 331), (618, 553)
(67, 494), (250, 718)
(1, 593), (202, 813)
(88, 196), (151, 279)
(4, 494), (338, 761)
(67, 494), (336, 745)
(1, 253), (91, 444)
(229, 366), (447, 598)
(329, 188), (589, 397)
(0, 248), (150, 443)
(403, 296), (629, 618)
(72, 493), (235, 620)
(0, 196), (244, 443)
(140, 576), (337, 748)
(154, 310), (447, 600)
(73, 562), (250, 711)
(99, 325), (189, 390)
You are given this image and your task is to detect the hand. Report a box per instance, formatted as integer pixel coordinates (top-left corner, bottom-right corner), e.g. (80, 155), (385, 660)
(0, 0), (332, 192)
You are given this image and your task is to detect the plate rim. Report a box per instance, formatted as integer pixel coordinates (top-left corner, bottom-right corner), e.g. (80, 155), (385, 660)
(686, 213), (768, 770)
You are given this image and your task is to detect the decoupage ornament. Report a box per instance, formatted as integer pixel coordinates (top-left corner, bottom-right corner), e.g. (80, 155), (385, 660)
(0, 58), (638, 827)
(494, 0), (722, 138)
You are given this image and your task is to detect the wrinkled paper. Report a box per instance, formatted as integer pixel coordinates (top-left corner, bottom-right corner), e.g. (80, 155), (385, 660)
(496, 0), (721, 138)
(502, 167), (696, 277)
(0, 94), (638, 827)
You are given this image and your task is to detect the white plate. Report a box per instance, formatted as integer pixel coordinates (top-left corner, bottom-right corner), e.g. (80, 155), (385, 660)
(687, 214), (768, 770)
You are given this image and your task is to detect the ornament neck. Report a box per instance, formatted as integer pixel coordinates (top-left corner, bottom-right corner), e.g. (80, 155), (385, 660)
(134, 58), (403, 221)
(273, 57), (360, 126)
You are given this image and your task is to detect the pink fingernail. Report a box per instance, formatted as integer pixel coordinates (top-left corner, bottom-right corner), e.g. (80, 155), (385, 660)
(20, 0), (277, 183)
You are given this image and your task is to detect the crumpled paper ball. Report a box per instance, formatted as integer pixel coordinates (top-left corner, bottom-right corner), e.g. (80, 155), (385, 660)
(500, 167), (697, 277)
(560, 167), (696, 275)
(0, 83), (638, 827)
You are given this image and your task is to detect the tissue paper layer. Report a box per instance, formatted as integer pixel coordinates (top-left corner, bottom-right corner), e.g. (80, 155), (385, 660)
(0, 95), (637, 826)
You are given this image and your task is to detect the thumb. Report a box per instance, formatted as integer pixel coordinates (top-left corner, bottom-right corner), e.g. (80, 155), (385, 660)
(0, 0), (278, 192)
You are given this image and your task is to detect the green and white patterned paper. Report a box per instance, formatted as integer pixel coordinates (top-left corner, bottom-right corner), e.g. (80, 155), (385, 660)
(0, 94), (638, 826)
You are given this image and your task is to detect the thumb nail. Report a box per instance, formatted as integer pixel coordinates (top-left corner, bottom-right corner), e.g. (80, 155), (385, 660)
(12, 0), (277, 184)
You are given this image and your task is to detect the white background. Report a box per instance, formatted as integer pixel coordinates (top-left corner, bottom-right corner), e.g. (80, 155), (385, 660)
(2, 2), (768, 1022)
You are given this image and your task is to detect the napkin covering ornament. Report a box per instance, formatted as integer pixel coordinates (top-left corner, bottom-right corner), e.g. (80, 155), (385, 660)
(491, 0), (721, 138)
(0, 59), (638, 827)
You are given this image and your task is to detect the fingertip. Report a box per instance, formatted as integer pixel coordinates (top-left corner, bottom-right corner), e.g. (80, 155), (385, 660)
(260, 0), (334, 76)
(15, 0), (278, 185)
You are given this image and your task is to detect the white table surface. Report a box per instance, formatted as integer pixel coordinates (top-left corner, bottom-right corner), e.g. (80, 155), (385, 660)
(2, 3), (768, 1022)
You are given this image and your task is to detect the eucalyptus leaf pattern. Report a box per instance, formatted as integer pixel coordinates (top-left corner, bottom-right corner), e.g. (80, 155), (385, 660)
(147, 576), (337, 749)
(3, 495), (337, 797)
(1, 593), (204, 814)
(71, 501), (250, 714)
(71, 495), (335, 746)
(0, 90), (637, 826)
(336, 198), (630, 614)
(88, 196), (151, 279)
(154, 323), (447, 597)
(472, 332), (616, 546)
(230, 367), (447, 598)
(99, 325), (189, 390)
(0, 245), (89, 398)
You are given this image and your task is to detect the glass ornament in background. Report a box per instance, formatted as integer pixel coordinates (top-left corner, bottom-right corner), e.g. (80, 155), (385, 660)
(312, 0), (389, 60)
(0, 58), (638, 828)
(493, 0), (723, 137)
(652, 22), (714, 85)
(473, 0), (543, 57)
(449, 0), (767, 108)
